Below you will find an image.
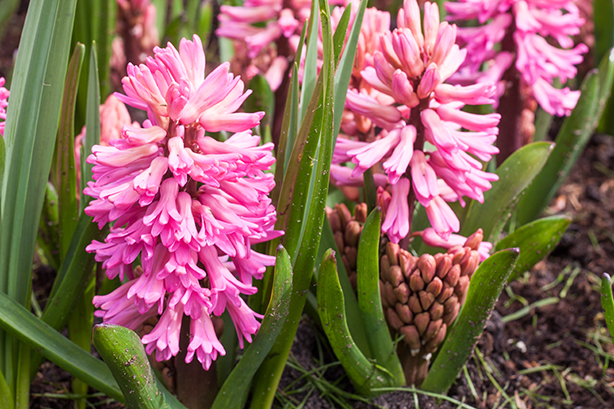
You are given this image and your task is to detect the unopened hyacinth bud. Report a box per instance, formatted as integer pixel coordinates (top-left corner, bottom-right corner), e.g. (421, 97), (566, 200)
(326, 203), (368, 289)
(380, 229), (484, 386)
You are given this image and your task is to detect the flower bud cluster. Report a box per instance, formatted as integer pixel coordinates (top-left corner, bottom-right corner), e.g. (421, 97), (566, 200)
(326, 203), (368, 289)
(380, 229), (484, 361)
(446, 0), (588, 116)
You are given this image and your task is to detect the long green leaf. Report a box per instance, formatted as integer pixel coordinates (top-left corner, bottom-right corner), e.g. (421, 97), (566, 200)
(333, 0), (367, 140)
(316, 217), (372, 358)
(299, 0), (320, 120)
(212, 246), (293, 409)
(495, 216), (571, 281)
(0, 0), (78, 383)
(54, 43), (85, 259)
(601, 274), (614, 343)
(244, 74), (274, 130)
(30, 213), (108, 378)
(356, 208), (404, 384)
(594, 0), (614, 68)
(0, 292), (124, 402)
(332, 5), (351, 65)
(37, 182), (61, 271)
(250, 5), (335, 407)
(519, 53), (614, 224)
(317, 249), (393, 396)
(81, 42), (100, 211)
(421, 249), (519, 393)
(93, 325), (184, 409)
(461, 142), (554, 243)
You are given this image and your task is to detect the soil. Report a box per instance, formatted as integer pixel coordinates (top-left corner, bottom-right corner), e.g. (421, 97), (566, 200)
(2, 3), (613, 409)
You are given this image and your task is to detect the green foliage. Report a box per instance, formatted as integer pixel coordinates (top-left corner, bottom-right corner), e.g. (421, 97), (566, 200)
(0, 0), (78, 390)
(356, 208), (404, 384)
(212, 247), (293, 409)
(461, 142), (554, 243)
(317, 249), (395, 396)
(594, 1), (614, 74)
(245, 74), (275, 130)
(521, 51), (614, 224)
(0, 292), (124, 402)
(601, 274), (614, 343)
(421, 249), (520, 393)
(93, 325), (185, 409)
(495, 216), (571, 282)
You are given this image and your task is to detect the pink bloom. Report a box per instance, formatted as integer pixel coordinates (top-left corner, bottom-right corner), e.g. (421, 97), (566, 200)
(0, 77), (9, 137)
(417, 227), (492, 260)
(447, 0), (587, 116)
(333, 0), (499, 243)
(86, 36), (278, 370)
(381, 178), (411, 243)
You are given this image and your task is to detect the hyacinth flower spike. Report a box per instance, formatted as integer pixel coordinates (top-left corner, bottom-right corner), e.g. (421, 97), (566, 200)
(446, 0), (588, 160)
(85, 35), (281, 370)
(0, 77), (8, 137)
(334, 0), (500, 247)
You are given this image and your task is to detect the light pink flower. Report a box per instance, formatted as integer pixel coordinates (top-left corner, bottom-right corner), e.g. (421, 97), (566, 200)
(87, 36), (279, 369)
(334, 1), (499, 243)
(417, 227), (492, 260)
(447, 0), (588, 116)
(0, 77), (9, 137)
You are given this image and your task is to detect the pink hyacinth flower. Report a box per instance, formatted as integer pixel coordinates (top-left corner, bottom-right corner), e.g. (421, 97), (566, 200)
(86, 35), (280, 370)
(0, 77), (9, 137)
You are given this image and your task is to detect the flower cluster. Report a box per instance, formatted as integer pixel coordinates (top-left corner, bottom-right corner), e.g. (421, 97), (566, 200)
(0, 77), (9, 137)
(86, 35), (279, 370)
(333, 0), (500, 248)
(217, 0), (351, 90)
(446, 0), (588, 116)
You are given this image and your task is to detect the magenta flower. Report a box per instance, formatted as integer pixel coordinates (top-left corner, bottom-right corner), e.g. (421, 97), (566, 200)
(86, 35), (280, 369)
(332, 0), (499, 245)
(447, 0), (588, 116)
(0, 77), (9, 137)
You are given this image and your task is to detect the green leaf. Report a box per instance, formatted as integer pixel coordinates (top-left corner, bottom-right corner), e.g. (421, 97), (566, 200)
(495, 216), (571, 281)
(0, 0), (78, 382)
(601, 274), (614, 343)
(93, 325), (185, 409)
(212, 246), (293, 409)
(532, 107), (553, 143)
(0, 291), (124, 402)
(356, 208), (404, 385)
(54, 43), (84, 259)
(0, 0), (19, 43)
(594, 0), (614, 67)
(0, 368), (13, 408)
(37, 182), (61, 271)
(332, 5), (351, 65)
(520, 55), (614, 224)
(421, 249), (519, 394)
(299, 0), (320, 120)
(317, 249), (393, 396)
(81, 42), (101, 213)
(316, 217), (372, 358)
(197, 0), (213, 45)
(461, 142), (554, 243)
(30, 213), (108, 378)
(333, 0), (367, 141)
(245, 74), (274, 129)
(250, 5), (335, 407)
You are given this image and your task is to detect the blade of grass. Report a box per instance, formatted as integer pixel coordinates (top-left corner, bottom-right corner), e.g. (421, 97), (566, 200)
(501, 297), (560, 323)
(299, 0), (319, 120)
(601, 273), (614, 342)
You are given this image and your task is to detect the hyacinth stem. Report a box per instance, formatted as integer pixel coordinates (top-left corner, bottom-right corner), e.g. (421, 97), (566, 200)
(176, 315), (218, 409)
(497, 22), (523, 164)
(398, 345), (430, 387)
